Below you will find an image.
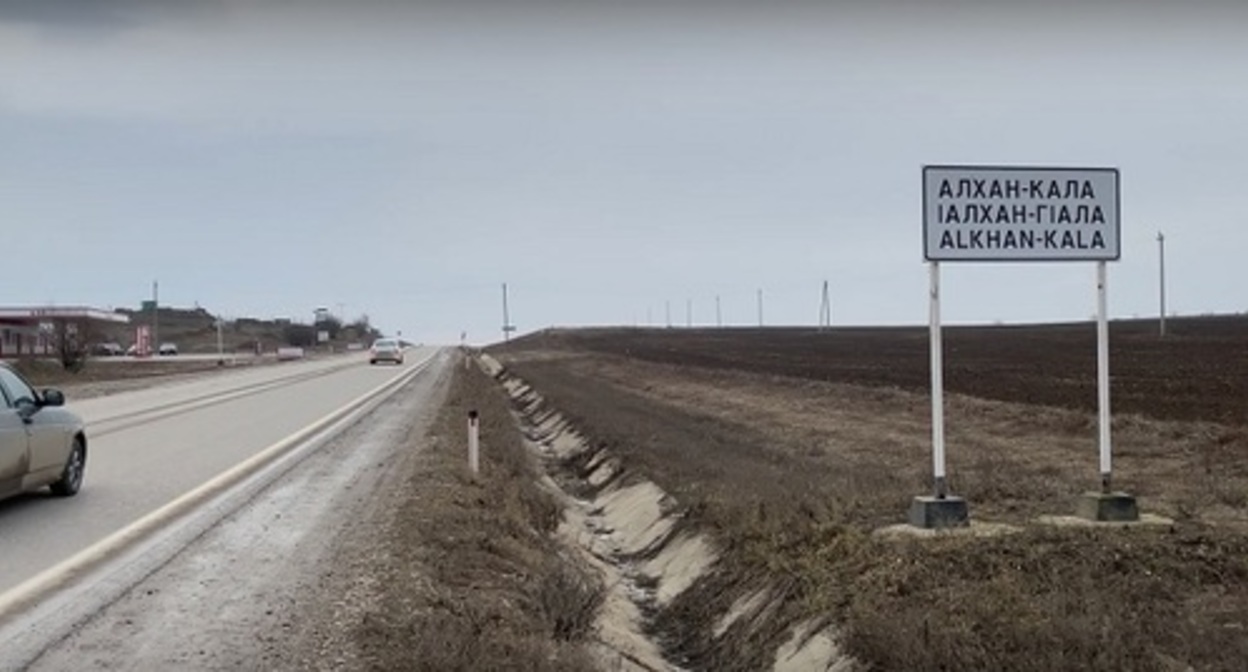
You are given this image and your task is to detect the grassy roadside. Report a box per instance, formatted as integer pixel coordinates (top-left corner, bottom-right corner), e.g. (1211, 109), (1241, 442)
(680, 506), (1248, 671)
(353, 354), (603, 671)
(496, 351), (1248, 671)
(13, 357), (231, 385)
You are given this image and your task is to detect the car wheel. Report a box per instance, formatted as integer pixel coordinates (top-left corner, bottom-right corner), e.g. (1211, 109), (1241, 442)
(50, 437), (86, 497)
(369, 359), (377, 365)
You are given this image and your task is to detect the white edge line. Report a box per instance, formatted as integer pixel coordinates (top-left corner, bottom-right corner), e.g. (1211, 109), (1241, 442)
(0, 353), (435, 623)
(86, 357), (361, 428)
(87, 362), (361, 437)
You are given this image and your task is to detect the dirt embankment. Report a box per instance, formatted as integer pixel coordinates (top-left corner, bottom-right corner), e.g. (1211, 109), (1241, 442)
(491, 345), (1248, 672)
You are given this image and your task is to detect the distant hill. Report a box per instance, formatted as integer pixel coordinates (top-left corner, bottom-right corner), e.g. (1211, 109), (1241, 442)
(100, 306), (382, 354)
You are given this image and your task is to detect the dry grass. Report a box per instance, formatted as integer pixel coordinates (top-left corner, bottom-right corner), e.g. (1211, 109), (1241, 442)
(10, 356), (278, 402)
(497, 350), (1248, 672)
(845, 527), (1248, 672)
(352, 355), (603, 671)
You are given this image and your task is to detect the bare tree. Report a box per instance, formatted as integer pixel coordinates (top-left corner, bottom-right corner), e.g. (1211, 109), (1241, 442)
(49, 318), (98, 373)
(315, 315), (344, 341)
(346, 314), (380, 340)
(283, 324), (316, 348)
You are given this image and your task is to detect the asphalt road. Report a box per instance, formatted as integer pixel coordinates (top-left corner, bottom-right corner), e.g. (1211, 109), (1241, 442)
(89, 352), (358, 364)
(0, 348), (438, 596)
(18, 348), (453, 670)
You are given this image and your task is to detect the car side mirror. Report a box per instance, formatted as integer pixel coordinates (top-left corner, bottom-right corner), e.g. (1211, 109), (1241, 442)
(41, 389), (66, 407)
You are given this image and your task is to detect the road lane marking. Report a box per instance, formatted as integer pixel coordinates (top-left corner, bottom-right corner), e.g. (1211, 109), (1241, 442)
(86, 358), (366, 435)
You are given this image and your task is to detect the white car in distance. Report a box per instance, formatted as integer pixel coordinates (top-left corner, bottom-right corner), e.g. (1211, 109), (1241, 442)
(369, 338), (404, 365)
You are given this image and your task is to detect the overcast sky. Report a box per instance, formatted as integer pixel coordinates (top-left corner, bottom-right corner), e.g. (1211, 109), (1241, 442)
(2, 1), (1246, 344)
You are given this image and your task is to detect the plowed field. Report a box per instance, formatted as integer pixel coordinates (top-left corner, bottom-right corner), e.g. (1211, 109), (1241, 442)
(495, 316), (1248, 426)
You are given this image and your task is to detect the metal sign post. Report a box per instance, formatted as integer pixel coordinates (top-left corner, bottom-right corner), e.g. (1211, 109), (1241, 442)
(929, 261), (947, 499)
(1096, 261), (1111, 491)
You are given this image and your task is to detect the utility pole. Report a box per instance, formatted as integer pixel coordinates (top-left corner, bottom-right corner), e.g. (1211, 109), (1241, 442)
(757, 289), (763, 327)
(716, 295), (722, 328)
(686, 299), (692, 328)
(152, 280), (159, 353)
(665, 300), (671, 328)
(1157, 231), (1167, 338)
(646, 306), (652, 327)
(215, 316), (225, 365)
(501, 283), (516, 341)
(819, 280), (831, 331)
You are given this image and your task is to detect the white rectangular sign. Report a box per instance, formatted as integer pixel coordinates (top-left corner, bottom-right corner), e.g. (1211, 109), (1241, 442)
(923, 165), (1120, 262)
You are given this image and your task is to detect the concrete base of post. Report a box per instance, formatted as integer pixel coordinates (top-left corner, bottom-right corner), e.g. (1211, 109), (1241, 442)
(908, 495), (970, 529)
(1077, 491), (1139, 522)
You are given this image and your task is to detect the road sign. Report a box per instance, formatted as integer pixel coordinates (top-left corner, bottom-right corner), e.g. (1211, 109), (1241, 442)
(923, 165), (1120, 262)
(915, 163), (1130, 527)
(135, 325), (151, 357)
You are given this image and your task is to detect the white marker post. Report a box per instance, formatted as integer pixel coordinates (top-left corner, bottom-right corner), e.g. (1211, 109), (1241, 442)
(929, 261), (947, 498)
(468, 410), (480, 477)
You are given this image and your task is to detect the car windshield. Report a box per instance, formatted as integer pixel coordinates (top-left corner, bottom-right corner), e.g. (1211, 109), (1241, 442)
(374, 340), (397, 348)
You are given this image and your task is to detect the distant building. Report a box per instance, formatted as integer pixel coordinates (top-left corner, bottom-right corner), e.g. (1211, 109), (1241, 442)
(0, 306), (130, 358)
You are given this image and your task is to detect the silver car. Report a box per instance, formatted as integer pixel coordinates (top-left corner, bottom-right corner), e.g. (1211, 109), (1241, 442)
(369, 338), (404, 365)
(0, 362), (87, 501)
